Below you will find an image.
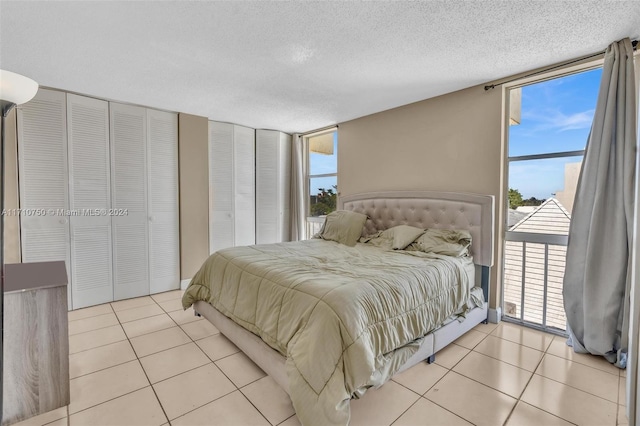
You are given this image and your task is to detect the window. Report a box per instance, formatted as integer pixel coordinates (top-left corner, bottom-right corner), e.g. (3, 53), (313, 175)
(503, 67), (602, 334)
(304, 128), (338, 238)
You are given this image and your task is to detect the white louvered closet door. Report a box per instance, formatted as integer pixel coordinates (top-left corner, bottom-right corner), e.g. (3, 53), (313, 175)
(67, 94), (113, 309)
(256, 130), (291, 244)
(209, 121), (235, 253)
(256, 130), (279, 244)
(17, 89), (72, 306)
(233, 125), (255, 246)
(110, 103), (149, 300)
(147, 109), (180, 293)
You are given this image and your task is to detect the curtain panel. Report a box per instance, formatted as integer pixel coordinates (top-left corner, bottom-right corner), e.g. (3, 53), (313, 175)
(563, 38), (637, 369)
(289, 133), (304, 241)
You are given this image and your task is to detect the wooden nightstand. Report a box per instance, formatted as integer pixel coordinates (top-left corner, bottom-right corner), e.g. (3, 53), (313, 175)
(2, 261), (69, 425)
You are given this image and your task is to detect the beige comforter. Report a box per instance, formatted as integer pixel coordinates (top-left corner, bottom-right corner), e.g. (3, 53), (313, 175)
(182, 239), (473, 425)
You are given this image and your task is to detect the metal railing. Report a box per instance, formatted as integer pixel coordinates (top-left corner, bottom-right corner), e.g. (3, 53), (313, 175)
(503, 231), (569, 335)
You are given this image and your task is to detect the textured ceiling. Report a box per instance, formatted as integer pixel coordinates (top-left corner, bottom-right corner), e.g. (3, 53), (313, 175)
(1, 1), (639, 133)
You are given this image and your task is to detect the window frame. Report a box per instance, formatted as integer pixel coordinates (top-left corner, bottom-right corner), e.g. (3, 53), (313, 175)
(302, 127), (338, 238)
(501, 60), (604, 334)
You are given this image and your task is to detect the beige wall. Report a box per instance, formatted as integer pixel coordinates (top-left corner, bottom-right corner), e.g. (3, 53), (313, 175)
(178, 113), (209, 279)
(338, 84), (506, 308)
(2, 109), (21, 263)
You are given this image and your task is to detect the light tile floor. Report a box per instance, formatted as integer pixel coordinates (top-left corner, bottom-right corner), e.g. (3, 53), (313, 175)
(14, 292), (629, 426)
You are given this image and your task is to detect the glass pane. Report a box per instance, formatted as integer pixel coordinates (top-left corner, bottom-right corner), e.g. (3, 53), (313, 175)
(309, 176), (337, 217)
(508, 156), (582, 233)
(503, 241), (567, 331)
(508, 68), (601, 157)
(309, 132), (337, 175)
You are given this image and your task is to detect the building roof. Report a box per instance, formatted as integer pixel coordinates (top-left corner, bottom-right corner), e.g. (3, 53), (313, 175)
(509, 198), (571, 235)
(507, 209), (528, 227)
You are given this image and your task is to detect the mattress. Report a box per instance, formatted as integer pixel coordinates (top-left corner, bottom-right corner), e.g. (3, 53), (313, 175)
(182, 239), (476, 425)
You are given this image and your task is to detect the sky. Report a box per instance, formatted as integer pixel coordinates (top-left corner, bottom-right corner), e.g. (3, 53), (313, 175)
(508, 67), (602, 200)
(308, 134), (338, 196)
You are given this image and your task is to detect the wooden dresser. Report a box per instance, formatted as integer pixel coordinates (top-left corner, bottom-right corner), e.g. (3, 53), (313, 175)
(2, 261), (69, 425)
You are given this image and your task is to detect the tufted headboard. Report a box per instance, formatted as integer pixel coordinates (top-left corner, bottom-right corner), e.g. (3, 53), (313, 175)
(339, 191), (495, 267)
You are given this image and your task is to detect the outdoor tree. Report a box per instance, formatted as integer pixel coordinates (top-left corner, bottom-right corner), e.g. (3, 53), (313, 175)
(310, 186), (337, 216)
(522, 196), (545, 207)
(508, 188), (523, 208)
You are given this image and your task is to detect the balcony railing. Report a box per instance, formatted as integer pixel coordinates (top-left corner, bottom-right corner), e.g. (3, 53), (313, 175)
(503, 231), (569, 335)
(305, 216), (325, 239)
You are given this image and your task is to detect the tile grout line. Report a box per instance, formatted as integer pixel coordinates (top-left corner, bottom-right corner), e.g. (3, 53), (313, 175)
(391, 372), (472, 426)
(417, 361), (487, 425)
(68, 322), (121, 337)
(133, 357), (170, 425)
(277, 414), (297, 426)
(237, 385), (281, 426)
(471, 334), (545, 372)
(530, 370), (620, 405)
(68, 334), (128, 356)
(68, 311), (118, 324)
(143, 346), (216, 386)
(167, 388), (241, 425)
(69, 342), (137, 380)
(501, 334), (552, 426)
(543, 351), (621, 377)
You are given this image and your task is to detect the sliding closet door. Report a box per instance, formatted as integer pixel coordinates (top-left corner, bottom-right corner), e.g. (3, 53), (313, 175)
(17, 89), (72, 306)
(233, 125), (255, 246)
(209, 121), (235, 253)
(147, 109), (180, 293)
(67, 94), (113, 309)
(110, 103), (149, 300)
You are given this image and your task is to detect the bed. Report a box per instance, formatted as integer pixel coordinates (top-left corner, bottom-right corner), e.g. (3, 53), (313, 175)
(182, 191), (494, 426)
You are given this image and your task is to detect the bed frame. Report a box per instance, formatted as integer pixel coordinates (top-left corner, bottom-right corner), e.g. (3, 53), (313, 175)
(194, 190), (494, 395)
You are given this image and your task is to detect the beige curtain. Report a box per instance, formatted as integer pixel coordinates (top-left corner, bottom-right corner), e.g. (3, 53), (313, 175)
(289, 133), (305, 240)
(627, 48), (640, 424)
(563, 38), (637, 369)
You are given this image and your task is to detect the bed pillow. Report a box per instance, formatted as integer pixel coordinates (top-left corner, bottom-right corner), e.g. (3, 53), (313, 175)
(358, 231), (392, 249)
(380, 225), (425, 250)
(317, 210), (368, 247)
(409, 228), (472, 257)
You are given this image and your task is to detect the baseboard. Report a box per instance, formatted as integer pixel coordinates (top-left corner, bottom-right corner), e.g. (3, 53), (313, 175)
(488, 307), (502, 324)
(180, 279), (191, 290)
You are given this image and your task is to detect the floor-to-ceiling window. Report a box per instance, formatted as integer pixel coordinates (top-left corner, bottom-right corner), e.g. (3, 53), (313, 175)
(304, 128), (338, 238)
(503, 66), (602, 334)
